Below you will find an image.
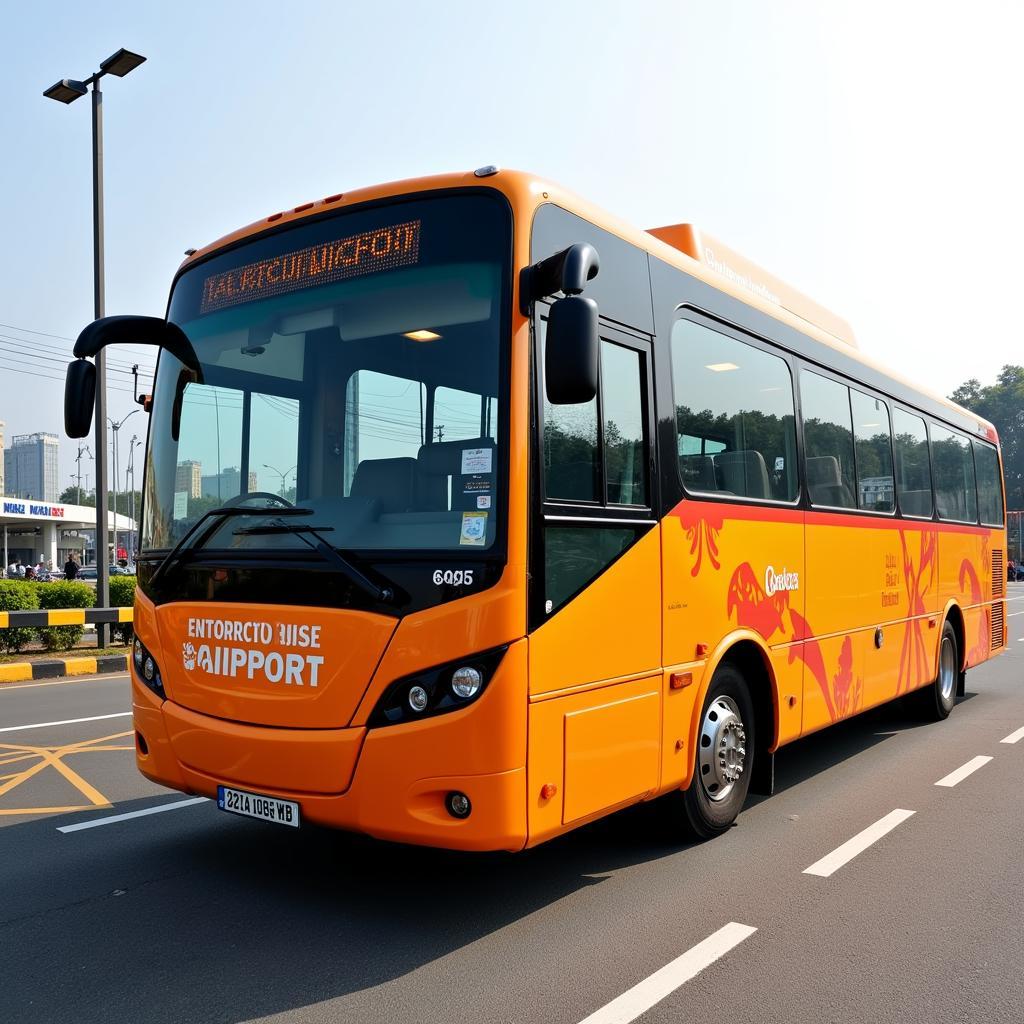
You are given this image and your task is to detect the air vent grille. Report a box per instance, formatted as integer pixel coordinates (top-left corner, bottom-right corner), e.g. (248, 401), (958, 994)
(992, 550), (1005, 598)
(991, 602), (1005, 651)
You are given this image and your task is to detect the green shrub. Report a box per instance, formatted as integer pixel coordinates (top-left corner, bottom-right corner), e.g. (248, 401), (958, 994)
(35, 580), (95, 652)
(108, 575), (136, 644)
(0, 581), (40, 654)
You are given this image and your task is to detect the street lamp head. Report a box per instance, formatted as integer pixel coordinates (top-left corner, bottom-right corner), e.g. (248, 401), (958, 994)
(99, 48), (146, 77)
(43, 79), (89, 104)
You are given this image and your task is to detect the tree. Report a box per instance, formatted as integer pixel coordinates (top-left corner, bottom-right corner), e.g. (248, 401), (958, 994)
(950, 365), (1024, 510)
(60, 486), (93, 505)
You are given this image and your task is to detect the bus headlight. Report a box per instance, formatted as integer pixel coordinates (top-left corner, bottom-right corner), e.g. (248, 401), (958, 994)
(451, 666), (482, 699)
(132, 637), (165, 700)
(368, 646), (507, 728)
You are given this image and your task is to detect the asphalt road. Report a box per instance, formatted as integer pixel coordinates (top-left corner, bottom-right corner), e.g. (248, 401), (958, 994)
(1, 584), (1022, 1024)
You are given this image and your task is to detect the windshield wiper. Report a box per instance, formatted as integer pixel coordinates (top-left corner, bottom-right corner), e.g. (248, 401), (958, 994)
(149, 504), (313, 588)
(233, 519), (394, 603)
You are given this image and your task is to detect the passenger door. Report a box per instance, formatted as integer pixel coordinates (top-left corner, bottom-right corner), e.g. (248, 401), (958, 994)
(527, 316), (662, 833)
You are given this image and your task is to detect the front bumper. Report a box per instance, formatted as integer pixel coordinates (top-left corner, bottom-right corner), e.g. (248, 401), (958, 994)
(130, 640), (528, 852)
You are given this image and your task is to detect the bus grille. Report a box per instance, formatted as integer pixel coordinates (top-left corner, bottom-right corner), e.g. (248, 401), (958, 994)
(992, 550), (1005, 598)
(991, 602), (1005, 651)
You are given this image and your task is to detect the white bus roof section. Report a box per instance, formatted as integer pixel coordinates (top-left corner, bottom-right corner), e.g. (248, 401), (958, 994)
(646, 223), (858, 351)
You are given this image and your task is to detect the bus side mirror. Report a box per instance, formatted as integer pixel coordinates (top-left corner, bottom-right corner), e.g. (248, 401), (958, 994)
(64, 359), (97, 439)
(524, 242), (601, 405)
(73, 315), (201, 370)
(545, 295), (599, 405)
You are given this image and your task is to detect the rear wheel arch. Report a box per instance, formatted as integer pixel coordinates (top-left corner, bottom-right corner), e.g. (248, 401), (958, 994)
(942, 602), (966, 673)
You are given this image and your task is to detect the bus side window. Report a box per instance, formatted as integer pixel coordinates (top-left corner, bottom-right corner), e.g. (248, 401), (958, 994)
(670, 319), (798, 503)
(850, 390), (895, 513)
(974, 439), (1004, 527)
(540, 317), (600, 503)
(800, 370), (857, 510)
(931, 423), (978, 524)
(892, 409), (933, 518)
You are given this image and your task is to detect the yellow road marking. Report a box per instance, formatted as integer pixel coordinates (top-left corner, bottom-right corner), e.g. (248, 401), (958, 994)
(0, 751), (39, 768)
(0, 729), (134, 816)
(0, 805), (101, 816)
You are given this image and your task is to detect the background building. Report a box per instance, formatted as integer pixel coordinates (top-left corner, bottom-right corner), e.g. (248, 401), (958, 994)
(4, 432), (60, 501)
(201, 466), (257, 502)
(175, 460), (202, 497)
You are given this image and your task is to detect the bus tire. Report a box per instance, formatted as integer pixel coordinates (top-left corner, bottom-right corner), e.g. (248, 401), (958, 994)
(680, 663), (755, 840)
(917, 620), (959, 721)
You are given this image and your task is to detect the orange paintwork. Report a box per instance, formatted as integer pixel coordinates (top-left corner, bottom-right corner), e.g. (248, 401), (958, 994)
(157, 601), (398, 729)
(130, 169), (1007, 852)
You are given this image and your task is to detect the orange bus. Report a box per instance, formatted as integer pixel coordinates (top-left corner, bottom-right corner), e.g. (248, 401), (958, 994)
(64, 168), (1009, 849)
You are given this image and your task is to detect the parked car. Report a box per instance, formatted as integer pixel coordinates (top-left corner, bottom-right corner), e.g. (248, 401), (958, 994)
(74, 565), (135, 581)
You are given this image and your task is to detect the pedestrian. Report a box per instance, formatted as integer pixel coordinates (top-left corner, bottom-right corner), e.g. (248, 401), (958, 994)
(24, 565), (36, 581)
(64, 555), (80, 580)
(5, 558), (18, 579)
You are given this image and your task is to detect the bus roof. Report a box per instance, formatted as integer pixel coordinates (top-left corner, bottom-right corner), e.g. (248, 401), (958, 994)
(178, 168), (997, 444)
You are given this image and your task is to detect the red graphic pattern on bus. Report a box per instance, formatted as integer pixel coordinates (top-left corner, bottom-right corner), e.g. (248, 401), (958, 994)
(896, 527), (936, 695)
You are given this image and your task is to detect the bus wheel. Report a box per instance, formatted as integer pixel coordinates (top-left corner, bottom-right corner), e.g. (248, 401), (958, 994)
(918, 621), (959, 721)
(681, 664), (755, 840)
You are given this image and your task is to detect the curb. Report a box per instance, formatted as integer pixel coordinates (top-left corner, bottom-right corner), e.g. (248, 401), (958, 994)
(0, 654), (128, 685)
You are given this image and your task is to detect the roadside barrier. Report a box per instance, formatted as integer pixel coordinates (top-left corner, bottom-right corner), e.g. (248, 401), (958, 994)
(0, 607), (134, 629)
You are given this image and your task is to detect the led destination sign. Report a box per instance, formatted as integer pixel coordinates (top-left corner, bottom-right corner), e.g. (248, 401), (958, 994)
(200, 219), (421, 314)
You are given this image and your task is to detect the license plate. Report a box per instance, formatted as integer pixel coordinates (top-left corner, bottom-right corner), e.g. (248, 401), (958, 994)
(217, 785), (300, 828)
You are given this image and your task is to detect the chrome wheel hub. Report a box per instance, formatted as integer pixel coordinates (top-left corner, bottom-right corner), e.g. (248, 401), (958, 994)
(698, 694), (747, 802)
(939, 635), (956, 704)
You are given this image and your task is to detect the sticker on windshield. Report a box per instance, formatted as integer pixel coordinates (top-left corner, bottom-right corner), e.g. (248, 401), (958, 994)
(461, 448), (492, 475)
(476, 495), (491, 509)
(460, 511), (488, 546)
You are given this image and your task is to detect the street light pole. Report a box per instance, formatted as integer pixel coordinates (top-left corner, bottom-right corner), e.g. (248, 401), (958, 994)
(262, 463), (297, 497)
(91, 76), (109, 636)
(108, 409), (139, 565)
(75, 444), (93, 500)
(127, 435), (140, 560)
(45, 47), (146, 641)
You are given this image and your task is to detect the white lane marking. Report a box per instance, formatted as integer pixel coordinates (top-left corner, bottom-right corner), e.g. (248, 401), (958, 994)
(804, 809), (915, 878)
(1001, 726), (1024, 744)
(935, 755), (993, 787)
(0, 672), (129, 693)
(58, 797), (209, 833)
(1008, 610), (1024, 617)
(0, 711), (132, 735)
(576, 922), (757, 1024)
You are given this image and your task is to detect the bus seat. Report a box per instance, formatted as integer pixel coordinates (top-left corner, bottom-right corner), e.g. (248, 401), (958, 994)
(680, 454), (718, 492)
(349, 457), (416, 514)
(806, 455), (855, 508)
(715, 450), (770, 499)
(416, 438), (496, 511)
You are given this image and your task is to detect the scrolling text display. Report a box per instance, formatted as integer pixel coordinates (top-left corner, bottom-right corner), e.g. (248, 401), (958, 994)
(200, 220), (420, 313)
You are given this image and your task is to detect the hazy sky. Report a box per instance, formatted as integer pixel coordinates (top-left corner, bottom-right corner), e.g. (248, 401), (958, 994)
(1, 1), (1021, 493)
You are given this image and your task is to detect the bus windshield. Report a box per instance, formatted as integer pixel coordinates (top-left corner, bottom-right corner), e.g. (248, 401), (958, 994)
(142, 193), (510, 558)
